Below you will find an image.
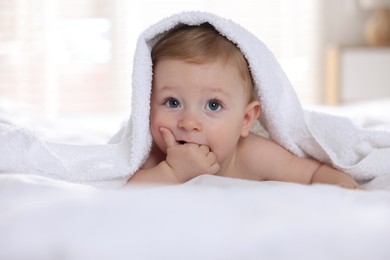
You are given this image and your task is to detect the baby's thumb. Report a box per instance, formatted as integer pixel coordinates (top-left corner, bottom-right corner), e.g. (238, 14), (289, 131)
(159, 127), (177, 148)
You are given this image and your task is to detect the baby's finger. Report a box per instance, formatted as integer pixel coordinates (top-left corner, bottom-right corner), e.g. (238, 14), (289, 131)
(159, 127), (178, 148)
(206, 151), (217, 164)
(209, 162), (220, 174)
(198, 144), (210, 154)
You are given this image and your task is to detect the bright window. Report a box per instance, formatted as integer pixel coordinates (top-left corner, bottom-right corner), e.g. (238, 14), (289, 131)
(0, 0), (321, 119)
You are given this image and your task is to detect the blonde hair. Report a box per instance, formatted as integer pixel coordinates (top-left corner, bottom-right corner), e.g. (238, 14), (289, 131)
(151, 23), (254, 101)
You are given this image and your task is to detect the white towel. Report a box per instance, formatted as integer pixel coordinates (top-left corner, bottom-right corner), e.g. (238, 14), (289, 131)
(1, 11), (390, 187)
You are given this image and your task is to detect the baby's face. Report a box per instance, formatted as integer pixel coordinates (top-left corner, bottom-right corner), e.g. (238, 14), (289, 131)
(150, 59), (250, 164)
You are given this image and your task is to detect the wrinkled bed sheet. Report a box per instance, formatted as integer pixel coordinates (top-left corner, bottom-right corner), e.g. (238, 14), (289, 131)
(0, 174), (390, 260)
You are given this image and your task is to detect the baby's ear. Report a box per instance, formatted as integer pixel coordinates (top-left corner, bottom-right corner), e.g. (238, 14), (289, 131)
(241, 101), (260, 137)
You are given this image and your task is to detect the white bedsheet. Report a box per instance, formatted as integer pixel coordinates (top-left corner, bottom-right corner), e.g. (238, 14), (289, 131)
(1, 174), (390, 260)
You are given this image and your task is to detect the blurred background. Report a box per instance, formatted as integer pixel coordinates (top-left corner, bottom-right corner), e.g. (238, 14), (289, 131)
(0, 0), (388, 127)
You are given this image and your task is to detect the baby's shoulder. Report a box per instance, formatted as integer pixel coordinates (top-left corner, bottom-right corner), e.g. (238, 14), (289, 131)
(239, 132), (275, 150)
(237, 133), (286, 164)
(235, 133), (280, 180)
(237, 133), (270, 160)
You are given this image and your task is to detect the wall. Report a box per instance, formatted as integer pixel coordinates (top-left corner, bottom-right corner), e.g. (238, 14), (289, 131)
(317, 0), (373, 102)
(320, 0), (370, 46)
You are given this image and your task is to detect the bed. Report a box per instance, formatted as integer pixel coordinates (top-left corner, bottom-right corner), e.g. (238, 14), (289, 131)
(1, 98), (390, 260)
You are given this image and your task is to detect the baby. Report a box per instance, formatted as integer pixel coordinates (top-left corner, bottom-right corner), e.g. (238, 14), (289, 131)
(128, 23), (360, 189)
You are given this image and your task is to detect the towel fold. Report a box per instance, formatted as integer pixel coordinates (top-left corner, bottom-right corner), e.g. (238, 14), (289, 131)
(1, 11), (389, 187)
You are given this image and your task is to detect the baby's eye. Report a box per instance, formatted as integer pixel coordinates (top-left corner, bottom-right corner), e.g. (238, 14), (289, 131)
(206, 99), (222, 111)
(164, 98), (181, 108)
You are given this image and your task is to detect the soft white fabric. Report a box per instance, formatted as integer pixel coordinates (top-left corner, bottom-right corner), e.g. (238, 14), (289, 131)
(1, 174), (390, 260)
(1, 11), (390, 187)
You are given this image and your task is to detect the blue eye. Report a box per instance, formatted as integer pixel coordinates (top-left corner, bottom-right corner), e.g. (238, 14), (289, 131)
(206, 99), (222, 111)
(164, 98), (180, 108)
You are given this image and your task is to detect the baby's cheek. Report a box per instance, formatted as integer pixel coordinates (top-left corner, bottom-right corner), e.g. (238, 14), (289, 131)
(152, 116), (172, 134)
(150, 124), (162, 142)
(150, 114), (166, 129)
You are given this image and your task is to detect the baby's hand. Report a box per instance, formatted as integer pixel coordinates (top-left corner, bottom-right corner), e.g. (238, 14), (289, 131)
(338, 182), (364, 190)
(160, 127), (220, 183)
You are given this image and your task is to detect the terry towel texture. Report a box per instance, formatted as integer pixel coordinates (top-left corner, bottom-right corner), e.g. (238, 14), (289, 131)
(1, 11), (390, 187)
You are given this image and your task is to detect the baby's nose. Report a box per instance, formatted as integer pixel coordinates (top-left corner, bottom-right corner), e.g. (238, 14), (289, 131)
(178, 111), (202, 131)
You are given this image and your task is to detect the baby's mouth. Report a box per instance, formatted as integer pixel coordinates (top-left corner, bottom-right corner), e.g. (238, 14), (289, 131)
(178, 140), (187, 145)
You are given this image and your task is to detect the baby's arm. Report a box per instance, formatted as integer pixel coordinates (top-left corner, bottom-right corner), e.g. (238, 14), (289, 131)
(242, 134), (361, 189)
(128, 128), (220, 184)
(310, 164), (361, 189)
